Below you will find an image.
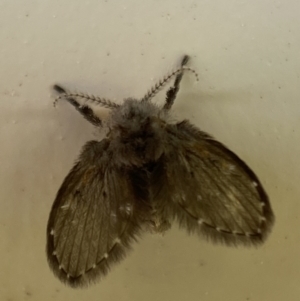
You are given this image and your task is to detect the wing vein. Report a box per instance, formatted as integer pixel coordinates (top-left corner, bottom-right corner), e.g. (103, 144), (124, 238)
(75, 172), (98, 275)
(85, 175), (104, 271)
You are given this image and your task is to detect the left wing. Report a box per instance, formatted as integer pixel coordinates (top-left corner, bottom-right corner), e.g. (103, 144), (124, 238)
(47, 140), (147, 287)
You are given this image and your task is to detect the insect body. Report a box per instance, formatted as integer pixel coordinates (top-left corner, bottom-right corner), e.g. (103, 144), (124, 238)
(47, 56), (274, 287)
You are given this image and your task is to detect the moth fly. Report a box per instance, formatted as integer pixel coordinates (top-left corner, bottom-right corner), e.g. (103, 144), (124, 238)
(47, 55), (274, 288)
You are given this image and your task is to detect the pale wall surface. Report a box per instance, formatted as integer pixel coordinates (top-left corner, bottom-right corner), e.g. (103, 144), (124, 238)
(0, 1), (299, 300)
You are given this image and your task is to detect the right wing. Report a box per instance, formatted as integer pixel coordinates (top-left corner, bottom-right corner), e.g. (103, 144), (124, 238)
(152, 121), (274, 246)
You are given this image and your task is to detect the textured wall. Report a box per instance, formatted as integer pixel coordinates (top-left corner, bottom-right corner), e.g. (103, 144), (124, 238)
(0, 1), (299, 300)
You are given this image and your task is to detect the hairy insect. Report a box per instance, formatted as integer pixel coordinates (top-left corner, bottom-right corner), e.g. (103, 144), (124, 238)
(47, 55), (274, 288)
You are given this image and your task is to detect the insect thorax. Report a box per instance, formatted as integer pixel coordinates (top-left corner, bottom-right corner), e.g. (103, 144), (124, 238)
(107, 98), (169, 166)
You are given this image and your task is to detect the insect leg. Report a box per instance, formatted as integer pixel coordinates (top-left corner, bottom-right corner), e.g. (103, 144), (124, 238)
(163, 55), (190, 111)
(53, 85), (102, 126)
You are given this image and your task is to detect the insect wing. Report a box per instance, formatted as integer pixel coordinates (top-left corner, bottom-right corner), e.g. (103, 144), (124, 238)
(154, 121), (274, 246)
(47, 140), (142, 287)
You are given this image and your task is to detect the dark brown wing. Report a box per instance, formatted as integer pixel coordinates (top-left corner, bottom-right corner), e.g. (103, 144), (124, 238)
(152, 121), (274, 246)
(46, 140), (146, 287)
